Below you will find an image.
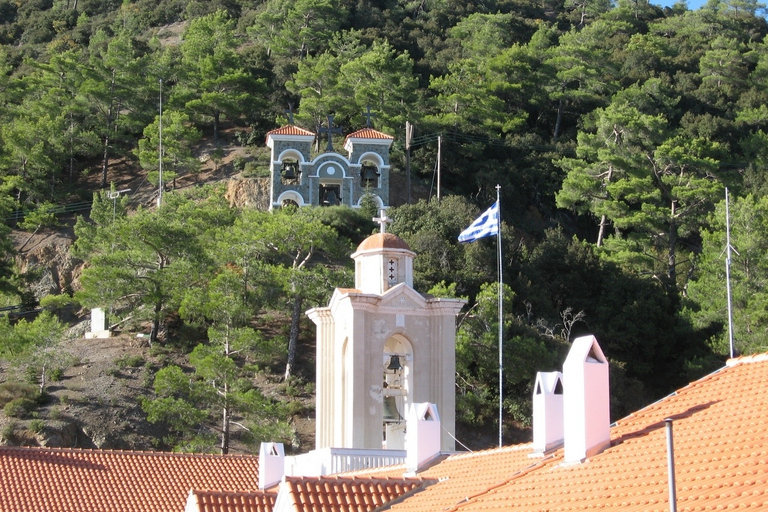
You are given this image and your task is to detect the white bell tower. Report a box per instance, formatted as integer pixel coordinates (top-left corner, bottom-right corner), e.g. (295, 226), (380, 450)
(307, 210), (466, 452)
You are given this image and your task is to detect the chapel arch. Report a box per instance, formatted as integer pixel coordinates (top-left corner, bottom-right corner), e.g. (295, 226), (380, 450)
(359, 153), (384, 189)
(277, 149), (304, 185)
(277, 191), (305, 208)
(382, 334), (413, 449)
(357, 194), (384, 210)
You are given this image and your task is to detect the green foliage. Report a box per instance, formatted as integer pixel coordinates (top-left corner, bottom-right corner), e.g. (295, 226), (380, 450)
(686, 194), (768, 357)
(0, 420), (16, 441)
(0, 381), (38, 408)
(136, 110), (201, 181)
(28, 418), (45, 434)
(75, 192), (231, 345)
(4, 397), (36, 418)
(115, 355), (145, 368)
(390, 197), (498, 296)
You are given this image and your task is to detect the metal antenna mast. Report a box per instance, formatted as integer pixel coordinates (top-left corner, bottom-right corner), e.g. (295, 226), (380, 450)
(724, 187), (737, 358)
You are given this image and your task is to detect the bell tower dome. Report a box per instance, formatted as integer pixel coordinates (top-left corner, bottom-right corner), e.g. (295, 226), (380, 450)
(352, 209), (415, 294)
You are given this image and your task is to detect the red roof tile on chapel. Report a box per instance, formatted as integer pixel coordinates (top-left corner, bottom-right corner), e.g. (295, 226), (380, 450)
(265, 126), (316, 137)
(344, 128), (394, 141)
(355, 233), (412, 252)
(0, 447), (260, 512)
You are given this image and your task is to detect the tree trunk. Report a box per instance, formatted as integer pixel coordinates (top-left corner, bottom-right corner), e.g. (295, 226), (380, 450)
(213, 111), (220, 145)
(553, 98), (564, 142)
(39, 363), (47, 394)
(667, 201), (678, 296)
(284, 293), (303, 380)
(596, 166), (614, 247)
(220, 383), (229, 454)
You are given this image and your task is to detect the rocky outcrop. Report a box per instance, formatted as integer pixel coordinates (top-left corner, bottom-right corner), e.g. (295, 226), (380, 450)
(12, 228), (81, 301)
(225, 177), (271, 210)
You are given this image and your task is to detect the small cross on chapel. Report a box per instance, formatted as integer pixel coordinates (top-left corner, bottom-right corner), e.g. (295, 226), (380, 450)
(307, 210), (466, 451)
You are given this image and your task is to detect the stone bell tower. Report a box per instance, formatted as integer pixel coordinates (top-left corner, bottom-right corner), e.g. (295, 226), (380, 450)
(306, 211), (466, 452)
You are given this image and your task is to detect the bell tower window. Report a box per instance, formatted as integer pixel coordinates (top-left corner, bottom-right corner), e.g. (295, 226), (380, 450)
(281, 160), (300, 185)
(388, 259), (397, 285)
(361, 161), (380, 189)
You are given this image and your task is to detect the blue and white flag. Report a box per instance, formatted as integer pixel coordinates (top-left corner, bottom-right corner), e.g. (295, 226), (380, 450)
(458, 202), (499, 243)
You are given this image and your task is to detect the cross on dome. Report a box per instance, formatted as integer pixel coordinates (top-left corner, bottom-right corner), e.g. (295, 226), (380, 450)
(373, 209), (393, 234)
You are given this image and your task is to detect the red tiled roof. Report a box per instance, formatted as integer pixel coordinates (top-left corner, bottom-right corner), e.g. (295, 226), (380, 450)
(187, 489), (276, 512)
(350, 445), (538, 511)
(380, 354), (768, 512)
(266, 126), (316, 137)
(344, 129), (394, 141)
(0, 447), (260, 512)
(356, 233), (412, 252)
(281, 476), (426, 512)
(4, 354), (768, 512)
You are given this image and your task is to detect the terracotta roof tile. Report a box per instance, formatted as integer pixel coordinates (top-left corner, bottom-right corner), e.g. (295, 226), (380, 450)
(349, 445), (537, 511)
(355, 233), (412, 252)
(282, 475), (425, 512)
(0, 447), (260, 512)
(378, 354), (768, 512)
(344, 129), (394, 141)
(266, 126), (316, 137)
(188, 489), (276, 512)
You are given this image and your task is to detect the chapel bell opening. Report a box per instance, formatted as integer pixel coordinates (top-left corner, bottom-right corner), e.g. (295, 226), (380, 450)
(382, 336), (411, 450)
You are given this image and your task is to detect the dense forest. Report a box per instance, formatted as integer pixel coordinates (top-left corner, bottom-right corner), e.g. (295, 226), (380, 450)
(1, 0), (768, 452)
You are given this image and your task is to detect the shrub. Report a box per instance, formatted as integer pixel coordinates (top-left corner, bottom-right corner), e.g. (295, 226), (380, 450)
(4, 398), (36, 418)
(115, 355), (145, 368)
(232, 154), (249, 171)
(29, 419), (45, 434)
(1, 420), (17, 440)
(242, 161), (269, 178)
(0, 382), (38, 407)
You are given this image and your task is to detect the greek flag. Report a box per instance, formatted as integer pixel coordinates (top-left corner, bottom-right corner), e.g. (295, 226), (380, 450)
(458, 202), (499, 243)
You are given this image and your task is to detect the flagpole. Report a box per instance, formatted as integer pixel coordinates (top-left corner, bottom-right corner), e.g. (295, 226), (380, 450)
(496, 184), (503, 448)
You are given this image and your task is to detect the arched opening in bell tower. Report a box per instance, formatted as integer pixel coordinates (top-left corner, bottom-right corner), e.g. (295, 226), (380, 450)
(382, 335), (413, 450)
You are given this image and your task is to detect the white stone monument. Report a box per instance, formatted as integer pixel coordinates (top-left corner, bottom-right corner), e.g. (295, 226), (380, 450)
(85, 307), (110, 339)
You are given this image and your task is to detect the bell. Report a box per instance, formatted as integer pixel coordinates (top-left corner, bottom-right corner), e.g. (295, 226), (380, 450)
(361, 165), (379, 182)
(383, 395), (401, 422)
(387, 354), (402, 371)
(282, 162), (299, 180)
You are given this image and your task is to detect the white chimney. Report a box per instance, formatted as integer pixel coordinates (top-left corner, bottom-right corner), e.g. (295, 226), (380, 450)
(563, 335), (610, 463)
(532, 371), (564, 454)
(405, 403), (441, 474)
(259, 442), (285, 489)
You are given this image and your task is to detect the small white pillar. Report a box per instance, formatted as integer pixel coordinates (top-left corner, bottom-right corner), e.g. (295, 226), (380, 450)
(563, 335), (610, 463)
(85, 308), (110, 339)
(532, 371), (564, 454)
(259, 442), (285, 489)
(405, 403), (441, 474)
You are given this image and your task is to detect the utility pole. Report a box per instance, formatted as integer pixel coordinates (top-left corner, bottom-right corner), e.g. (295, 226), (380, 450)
(436, 135), (442, 202)
(405, 122), (413, 205)
(157, 78), (164, 208)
